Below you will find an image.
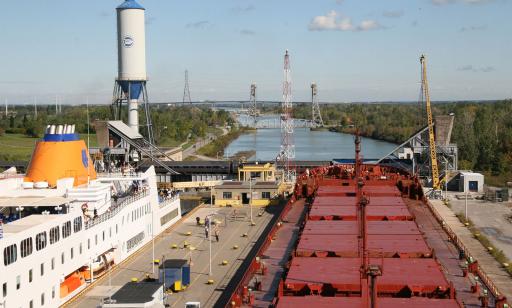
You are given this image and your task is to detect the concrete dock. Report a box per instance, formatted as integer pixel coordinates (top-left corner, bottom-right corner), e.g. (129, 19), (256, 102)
(68, 205), (275, 308)
(430, 198), (512, 302)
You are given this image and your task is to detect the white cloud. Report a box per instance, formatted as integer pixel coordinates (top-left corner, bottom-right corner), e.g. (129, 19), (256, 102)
(309, 10), (382, 32)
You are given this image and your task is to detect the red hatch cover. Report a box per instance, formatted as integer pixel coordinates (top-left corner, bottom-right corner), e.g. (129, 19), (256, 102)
(277, 297), (460, 308)
(317, 185), (356, 196)
(296, 234), (431, 258)
(362, 185), (401, 196)
(303, 221), (421, 235)
(312, 196), (357, 207)
(284, 257), (449, 295)
(308, 205), (412, 221)
(365, 196), (406, 206)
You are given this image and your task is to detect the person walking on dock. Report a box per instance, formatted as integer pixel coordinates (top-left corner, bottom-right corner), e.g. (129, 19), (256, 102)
(204, 225), (209, 239)
(214, 227), (219, 242)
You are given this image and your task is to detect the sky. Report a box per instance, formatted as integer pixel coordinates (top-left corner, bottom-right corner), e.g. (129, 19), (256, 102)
(0, 0), (510, 105)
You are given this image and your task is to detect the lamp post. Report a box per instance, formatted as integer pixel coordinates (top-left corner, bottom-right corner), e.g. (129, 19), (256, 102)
(465, 189), (468, 221)
(205, 213), (214, 276)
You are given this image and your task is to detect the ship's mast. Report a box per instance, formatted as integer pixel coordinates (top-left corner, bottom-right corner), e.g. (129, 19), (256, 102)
(355, 131), (381, 308)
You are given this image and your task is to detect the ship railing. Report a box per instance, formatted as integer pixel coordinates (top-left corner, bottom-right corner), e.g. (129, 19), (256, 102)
(425, 198), (506, 303)
(159, 194), (180, 208)
(96, 171), (143, 178)
(226, 195), (297, 307)
(85, 189), (149, 230)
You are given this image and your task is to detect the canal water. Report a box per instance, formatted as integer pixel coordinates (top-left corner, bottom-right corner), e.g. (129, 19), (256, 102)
(226, 115), (397, 161)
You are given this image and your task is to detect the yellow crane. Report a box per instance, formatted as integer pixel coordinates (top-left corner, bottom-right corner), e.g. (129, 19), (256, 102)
(420, 55), (440, 190)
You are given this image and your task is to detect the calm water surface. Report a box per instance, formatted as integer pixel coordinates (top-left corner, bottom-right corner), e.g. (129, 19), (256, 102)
(226, 115), (396, 161)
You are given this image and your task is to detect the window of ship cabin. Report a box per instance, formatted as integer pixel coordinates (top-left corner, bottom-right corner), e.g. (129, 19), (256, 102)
(40, 263), (44, 276)
(29, 269), (33, 282)
(102, 231), (105, 241)
(62, 221), (71, 238)
(51, 258), (55, 270)
(116, 224), (118, 234)
(29, 299), (33, 308)
(262, 192), (271, 199)
(95, 234), (98, 245)
(109, 227), (112, 238)
(52, 286), (55, 298)
(21, 238), (33, 258)
(16, 275), (20, 289)
(73, 216), (82, 233)
(71, 247), (74, 259)
(223, 192), (232, 199)
(36, 232), (47, 251)
(79, 243), (83, 254)
(2, 282), (6, 297)
(41, 292), (45, 306)
(88, 239), (91, 249)
(61, 252), (65, 264)
(49, 226), (60, 244)
(3, 244), (17, 266)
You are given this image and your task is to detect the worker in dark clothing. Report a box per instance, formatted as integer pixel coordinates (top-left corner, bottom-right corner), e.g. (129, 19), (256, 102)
(214, 227), (219, 242)
(93, 208), (98, 219)
(205, 225), (209, 239)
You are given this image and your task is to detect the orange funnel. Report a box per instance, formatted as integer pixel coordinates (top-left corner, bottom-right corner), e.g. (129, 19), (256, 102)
(25, 134), (97, 187)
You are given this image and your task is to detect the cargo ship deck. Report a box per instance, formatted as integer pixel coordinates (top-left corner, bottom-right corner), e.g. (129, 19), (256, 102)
(221, 137), (509, 308)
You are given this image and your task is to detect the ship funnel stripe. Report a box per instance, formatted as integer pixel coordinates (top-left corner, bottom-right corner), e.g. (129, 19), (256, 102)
(43, 133), (79, 142)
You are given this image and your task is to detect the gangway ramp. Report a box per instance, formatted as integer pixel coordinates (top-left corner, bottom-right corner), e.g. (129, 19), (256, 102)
(104, 121), (178, 175)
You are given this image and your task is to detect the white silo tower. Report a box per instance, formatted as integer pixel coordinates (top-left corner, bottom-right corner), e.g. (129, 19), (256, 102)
(112, 0), (154, 144)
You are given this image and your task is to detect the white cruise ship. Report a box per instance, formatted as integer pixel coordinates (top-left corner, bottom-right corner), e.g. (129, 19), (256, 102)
(0, 125), (181, 308)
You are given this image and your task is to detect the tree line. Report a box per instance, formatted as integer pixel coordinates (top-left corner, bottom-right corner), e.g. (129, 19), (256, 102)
(0, 105), (235, 157)
(291, 100), (512, 182)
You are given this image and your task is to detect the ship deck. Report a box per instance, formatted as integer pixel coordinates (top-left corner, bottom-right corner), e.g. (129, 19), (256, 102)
(231, 166), (496, 308)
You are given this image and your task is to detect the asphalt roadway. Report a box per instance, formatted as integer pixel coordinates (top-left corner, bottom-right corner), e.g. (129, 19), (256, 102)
(69, 204), (274, 308)
(447, 191), (512, 260)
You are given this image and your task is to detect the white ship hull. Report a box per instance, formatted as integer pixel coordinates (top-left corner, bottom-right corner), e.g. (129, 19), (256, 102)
(0, 166), (181, 308)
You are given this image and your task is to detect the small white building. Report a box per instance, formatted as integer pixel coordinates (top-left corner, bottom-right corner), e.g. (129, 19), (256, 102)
(459, 172), (484, 193)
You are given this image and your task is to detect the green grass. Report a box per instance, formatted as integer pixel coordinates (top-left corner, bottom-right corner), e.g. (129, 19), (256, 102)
(0, 133), (98, 162)
(0, 134), (39, 161)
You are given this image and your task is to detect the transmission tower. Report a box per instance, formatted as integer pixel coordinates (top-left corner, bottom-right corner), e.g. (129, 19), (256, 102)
(183, 70), (192, 104)
(311, 82), (324, 127)
(278, 50), (296, 183)
(248, 83), (258, 125)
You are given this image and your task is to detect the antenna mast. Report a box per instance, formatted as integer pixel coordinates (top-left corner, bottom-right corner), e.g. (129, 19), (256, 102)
(183, 70), (192, 104)
(311, 82), (324, 127)
(248, 83), (258, 125)
(278, 50), (295, 183)
(34, 97), (37, 120)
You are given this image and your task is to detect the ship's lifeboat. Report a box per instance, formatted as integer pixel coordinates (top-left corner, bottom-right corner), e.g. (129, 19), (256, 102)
(60, 271), (86, 298)
(82, 251), (115, 281)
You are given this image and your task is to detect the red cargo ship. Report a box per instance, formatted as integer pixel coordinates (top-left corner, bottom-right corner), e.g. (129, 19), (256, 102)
(221, 135), (508, 308)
